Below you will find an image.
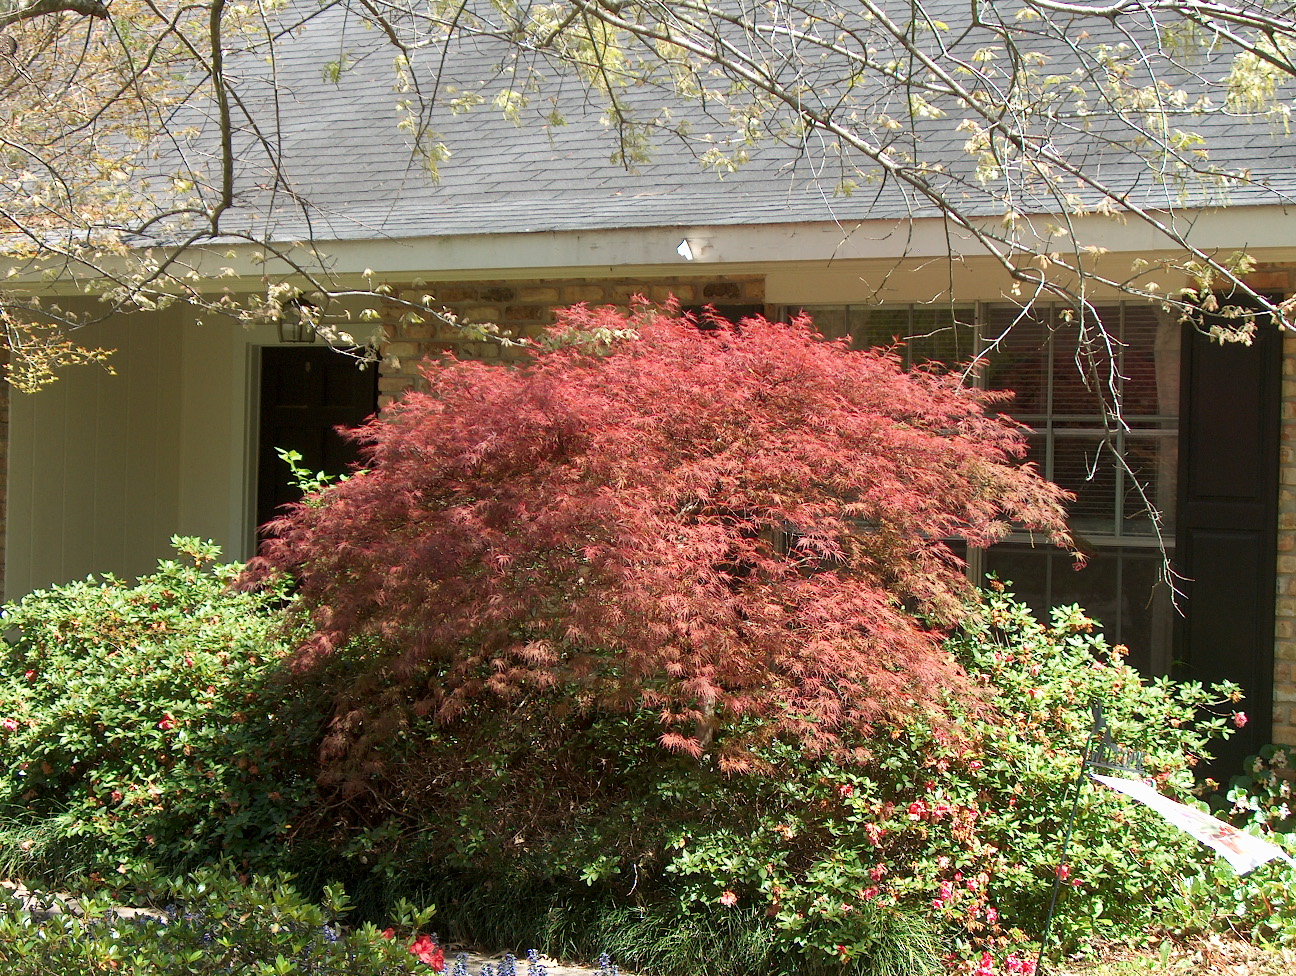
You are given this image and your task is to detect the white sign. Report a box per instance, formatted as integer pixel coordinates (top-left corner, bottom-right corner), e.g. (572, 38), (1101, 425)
(1093, 774), (1296, 875)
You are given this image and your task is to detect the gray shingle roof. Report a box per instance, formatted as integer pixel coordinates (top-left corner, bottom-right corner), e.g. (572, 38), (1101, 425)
(200, 3), (1296, 244)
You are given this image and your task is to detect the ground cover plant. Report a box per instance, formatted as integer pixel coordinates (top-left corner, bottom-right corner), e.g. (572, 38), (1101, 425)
(1168, 743), (1296, 949)
(0, 538), (322, 883)
(0, 866), (450, 975)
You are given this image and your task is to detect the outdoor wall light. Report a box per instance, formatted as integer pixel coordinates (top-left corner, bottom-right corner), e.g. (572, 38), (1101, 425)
(277, 297), (320, 344)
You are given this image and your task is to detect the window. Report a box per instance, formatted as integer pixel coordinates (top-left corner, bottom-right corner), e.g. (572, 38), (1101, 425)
(793, 302), (1181, 676)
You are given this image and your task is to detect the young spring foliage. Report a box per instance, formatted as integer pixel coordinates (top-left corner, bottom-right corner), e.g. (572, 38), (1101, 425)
(252, 305), (1071, 769)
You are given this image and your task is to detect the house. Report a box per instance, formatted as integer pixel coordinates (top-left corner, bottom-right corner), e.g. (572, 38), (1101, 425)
(4, 5), (1295, 771)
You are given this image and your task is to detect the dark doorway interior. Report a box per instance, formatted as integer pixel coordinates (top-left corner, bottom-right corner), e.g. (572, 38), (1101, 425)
(1175, 303), (1281, 776)
(256, 347), (379, 535)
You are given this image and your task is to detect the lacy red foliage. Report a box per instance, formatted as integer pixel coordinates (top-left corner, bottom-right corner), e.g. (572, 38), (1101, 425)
(250, 305), (1071, 764)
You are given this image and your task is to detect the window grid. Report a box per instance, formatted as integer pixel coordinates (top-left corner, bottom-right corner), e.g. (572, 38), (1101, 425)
(787, 301), (1179, 672)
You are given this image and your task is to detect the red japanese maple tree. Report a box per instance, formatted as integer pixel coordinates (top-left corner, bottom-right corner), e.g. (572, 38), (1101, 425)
(252, 305), (1071, 766)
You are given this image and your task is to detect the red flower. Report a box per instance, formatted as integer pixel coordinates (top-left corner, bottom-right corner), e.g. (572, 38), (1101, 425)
(1, 718), (18, 732)
(157, 715), (176, 731)
(381, 928), (396, 939)
(408, 935), (445, 971)
(861, 887), (879, 900)
(837, 784), (854, 798)
(24, 670), (35, 681)
(1233, 711), (1249, 729)
(1055, 864), (1070, 880)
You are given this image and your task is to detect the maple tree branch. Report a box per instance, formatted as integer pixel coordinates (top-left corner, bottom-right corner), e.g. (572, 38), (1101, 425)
(0, 0), (109, 31)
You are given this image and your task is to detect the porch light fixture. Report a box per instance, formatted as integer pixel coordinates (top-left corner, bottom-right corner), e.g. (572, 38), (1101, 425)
(277, 297), (320, 344)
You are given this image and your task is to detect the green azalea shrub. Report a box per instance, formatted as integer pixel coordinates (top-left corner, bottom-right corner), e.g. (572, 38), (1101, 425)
(0, 538), (321, 882)
(0, 866), (444, 975)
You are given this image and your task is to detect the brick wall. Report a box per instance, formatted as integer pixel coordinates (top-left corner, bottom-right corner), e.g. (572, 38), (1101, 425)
(1278, 330), (1296, 746)
(375, 274), (766, 407)
(1246, 264), (1296, 745)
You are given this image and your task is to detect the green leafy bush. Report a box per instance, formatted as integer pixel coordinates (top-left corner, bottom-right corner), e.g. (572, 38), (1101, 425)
(0, 866), (444, 975)
(314, 586), (1239, 976)
(1221, 744), (1296, 834)
(1168, 744), (1296, 947)
(0, 539), (320, 882)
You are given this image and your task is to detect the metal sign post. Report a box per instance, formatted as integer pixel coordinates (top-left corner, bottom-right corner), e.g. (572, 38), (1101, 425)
(1034, 701), (1145, 975)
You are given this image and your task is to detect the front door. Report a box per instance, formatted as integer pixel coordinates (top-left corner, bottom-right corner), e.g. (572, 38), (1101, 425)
(256, 346), (379, 535)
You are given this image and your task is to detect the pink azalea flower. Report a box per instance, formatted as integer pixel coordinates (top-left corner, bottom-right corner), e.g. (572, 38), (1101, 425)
(157, 715), (176, 731)
(1, 718), (18, 732)
(1233, 711), (1249, 728)
(719, 890), (738, 907)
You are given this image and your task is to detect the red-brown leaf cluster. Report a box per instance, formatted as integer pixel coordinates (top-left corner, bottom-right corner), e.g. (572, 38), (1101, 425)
(250, 305), (1071, 763)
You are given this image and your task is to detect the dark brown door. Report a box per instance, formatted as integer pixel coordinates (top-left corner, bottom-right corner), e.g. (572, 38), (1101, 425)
(257, 347), (379, 534)
(1175, 307), (1281, 775)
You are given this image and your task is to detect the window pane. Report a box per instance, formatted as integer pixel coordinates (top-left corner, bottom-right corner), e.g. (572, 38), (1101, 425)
(1052, 434), (1118, 537)
(1122, 430), (1178, 536)
(1122, 305), (1180, 419)
(908, 307), (976, 367)
(984, 545), (1172, 675)
(984, 307), (1049, 416)
(806, 307), (848, 341)
(853, 307), (913, 352)
(1050, 308), (1116, 417)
